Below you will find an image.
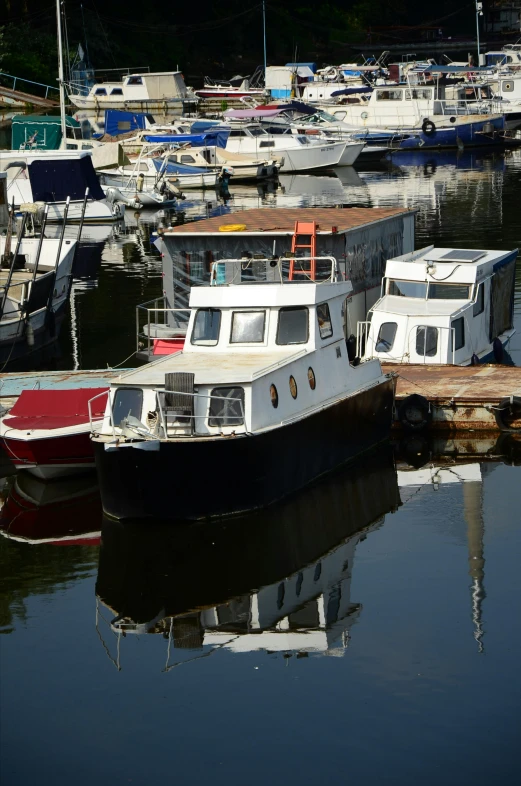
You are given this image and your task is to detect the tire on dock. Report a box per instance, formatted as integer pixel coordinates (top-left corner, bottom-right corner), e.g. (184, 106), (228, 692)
(396, 393), (432, 432)
(494, 396), (521, 432)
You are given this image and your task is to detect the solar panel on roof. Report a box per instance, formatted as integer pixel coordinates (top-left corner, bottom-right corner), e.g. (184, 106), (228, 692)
(438, 250), (486, 263)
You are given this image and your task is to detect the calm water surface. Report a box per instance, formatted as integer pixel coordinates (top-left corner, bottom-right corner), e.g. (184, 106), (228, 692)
(1, 148), (521, 785)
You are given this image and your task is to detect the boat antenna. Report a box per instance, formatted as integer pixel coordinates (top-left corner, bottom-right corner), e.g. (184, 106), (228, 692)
(56, 0), (67, 144)
(262, 0), (267, 85)
(475, 1), (483, 65)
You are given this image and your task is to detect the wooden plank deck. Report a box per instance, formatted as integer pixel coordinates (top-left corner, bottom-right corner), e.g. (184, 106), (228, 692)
(0, 85), (59, 109)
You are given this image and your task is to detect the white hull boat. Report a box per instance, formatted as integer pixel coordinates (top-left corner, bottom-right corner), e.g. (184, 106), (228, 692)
(225, 125), (348, 171)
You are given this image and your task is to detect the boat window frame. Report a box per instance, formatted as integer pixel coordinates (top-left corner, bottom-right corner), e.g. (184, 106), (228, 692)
(110, 88), (124, 96)
(427, 282), (471, 300)
(388, 279), (428, 299)
(94, 88), (107, 96)
(316, 302), (333, 340)
(208, 386), (245, 428)
(451, 316), (465, 351)
(127, 76), (143, 86)
(276, 306), (309, 346)
(230, 310), (267, 344)
(416, 325), (439, 358)
(375, 321), (398, 353)
(112, 387), (144, 427)
(191, 308), (222, 347)
(473, 282), (485, 316)
(375, 88), (403, 101)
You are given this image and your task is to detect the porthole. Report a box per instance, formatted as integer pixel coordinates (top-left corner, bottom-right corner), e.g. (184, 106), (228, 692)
(289, 375), (297, 399)
(270, 383), (279, 408)
(308, 367), (316, 390)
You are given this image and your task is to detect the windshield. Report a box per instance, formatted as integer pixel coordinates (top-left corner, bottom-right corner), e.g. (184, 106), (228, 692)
(388, 280), (428, 298)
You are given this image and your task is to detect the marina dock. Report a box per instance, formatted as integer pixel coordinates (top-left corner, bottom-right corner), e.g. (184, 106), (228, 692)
(389, 363), (521, 431)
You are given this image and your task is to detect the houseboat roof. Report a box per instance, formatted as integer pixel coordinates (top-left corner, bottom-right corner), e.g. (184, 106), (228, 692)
(161, 207), (413, 237)
(386, 246), (517, 284)
(118, 348), (301, 386)
(190, 281), (353, 307)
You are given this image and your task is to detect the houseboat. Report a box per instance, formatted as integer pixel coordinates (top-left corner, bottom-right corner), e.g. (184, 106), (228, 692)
(144, 207), (415, 361)
(359, 245), (518, 365)
(68, 71), (197, 113)
(91, 255), (395, 520)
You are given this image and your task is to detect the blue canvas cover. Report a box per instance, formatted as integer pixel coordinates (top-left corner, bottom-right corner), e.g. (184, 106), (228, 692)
(28, 157), (105, 202)
(104, 110), (153, 137)
(143, 129), (230, 148)
(152, 159), (209, 175)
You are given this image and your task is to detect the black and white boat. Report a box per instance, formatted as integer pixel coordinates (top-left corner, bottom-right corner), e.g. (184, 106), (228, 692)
(91, 256), (395, 520)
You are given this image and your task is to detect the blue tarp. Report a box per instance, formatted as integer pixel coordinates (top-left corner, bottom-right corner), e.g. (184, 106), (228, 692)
(104, 109), (154, 137)
(29, 157), (105, 202)
(152, 159), (210, 175)
(143, 129), (230, 148)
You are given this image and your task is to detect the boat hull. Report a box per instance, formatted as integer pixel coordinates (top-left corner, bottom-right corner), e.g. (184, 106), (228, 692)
(2, 427), (96, 478)
(93, 377), (395, 521)
(397, 115), (507, 150)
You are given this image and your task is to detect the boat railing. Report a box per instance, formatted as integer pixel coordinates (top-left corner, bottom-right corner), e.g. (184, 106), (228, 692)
(0, 71), (59, 101)
(88, 389), (114, 437)
(136, 298), (191, 360)
(210, 256), (342, 286)
(155, 387), (246, 438)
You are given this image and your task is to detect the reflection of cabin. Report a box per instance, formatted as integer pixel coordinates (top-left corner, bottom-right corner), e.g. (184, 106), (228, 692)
(155, 207), (415, 333)
(485, 2), (521, 34)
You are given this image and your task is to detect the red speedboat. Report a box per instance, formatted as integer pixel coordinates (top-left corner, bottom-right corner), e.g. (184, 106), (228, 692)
(0, 387), (108, 479)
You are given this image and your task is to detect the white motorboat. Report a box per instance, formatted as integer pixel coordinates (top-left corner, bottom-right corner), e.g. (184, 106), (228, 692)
(91, 255), (395, 520)
(68, 71), (197, 112)
(0, 205), (78, 364)
(163, 146), (281, 181)
(98, 155), (219, 190)
(224, 125), (348, 171)
(358, 245), (518, 366)
(2, 151), (123, 222)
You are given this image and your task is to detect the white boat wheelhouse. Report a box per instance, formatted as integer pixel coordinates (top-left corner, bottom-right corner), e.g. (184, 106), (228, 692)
(359, 245), (518, 365)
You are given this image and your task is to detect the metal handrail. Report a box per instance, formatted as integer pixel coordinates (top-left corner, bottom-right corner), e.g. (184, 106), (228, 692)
(0, 71), (60, 100)
(155, 387), (245, 438)
(135, 298), (191, 358)
(210, 256), (341, 286)
(88, 389), (114, 437)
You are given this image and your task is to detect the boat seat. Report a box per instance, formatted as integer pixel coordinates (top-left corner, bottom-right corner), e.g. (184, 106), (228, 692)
(164, 372), (194, 433)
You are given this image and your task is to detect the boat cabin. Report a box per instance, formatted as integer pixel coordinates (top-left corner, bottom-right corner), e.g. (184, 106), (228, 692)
(360, 245), (518, 365)
(484, 45), (521, 69)
(98, 257), (386, 441)
(68, 71), (193, 110)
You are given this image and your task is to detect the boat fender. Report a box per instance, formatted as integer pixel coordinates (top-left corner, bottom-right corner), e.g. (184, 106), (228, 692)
(397, 393), (432, 431)
(346, 334), (357, 363)
(399, 434), (430, 469)
(219, 224), (246, 232)
(471, 353), (480, 366)
(494, 396), (521, 432)
(422, 119), (436, 136)
(493, 337), (504, 363)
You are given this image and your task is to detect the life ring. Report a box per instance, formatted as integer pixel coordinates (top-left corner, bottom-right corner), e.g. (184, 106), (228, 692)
(397, 393), (432, 431)
(422, 119), (436, 136)
(494, 396), (521, 432)
(218, 224), (246, 232)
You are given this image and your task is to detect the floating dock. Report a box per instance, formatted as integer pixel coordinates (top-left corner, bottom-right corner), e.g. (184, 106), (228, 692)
(389, 364), (521, 431)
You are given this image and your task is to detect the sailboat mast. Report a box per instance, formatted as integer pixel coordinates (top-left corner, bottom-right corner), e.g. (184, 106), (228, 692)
(56, 0), (67, 143)
(263, 1), (267, 85)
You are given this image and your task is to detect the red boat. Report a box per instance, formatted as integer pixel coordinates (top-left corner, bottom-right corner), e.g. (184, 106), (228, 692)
(0, 387), (108, 479)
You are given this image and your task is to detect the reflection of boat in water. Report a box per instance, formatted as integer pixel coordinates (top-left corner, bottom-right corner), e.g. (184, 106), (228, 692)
(95, 447), (400, 664)
(0, 470), (101, 545)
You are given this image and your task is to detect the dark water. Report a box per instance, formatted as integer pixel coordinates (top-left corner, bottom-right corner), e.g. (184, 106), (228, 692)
(1, 149), (521, 785)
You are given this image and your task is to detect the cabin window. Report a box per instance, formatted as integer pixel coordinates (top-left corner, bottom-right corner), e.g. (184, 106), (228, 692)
(111, 88), (123, 96)
(229, 129), (245, 137)
(276, 307), (309, 345)
(317, 302), (333, 339)
(127, 76), (143, 85)
(208, 387), (244, 427)
(191, 308), (221, 346)
(94, 88), (107, 96)
(180, 155), (195, 163)
(452, 317), (465, 351)
(117, 121), (131, 131)
(259, 140), (275, 148)
(81, 144), (93, 150)
(428, 283), (470, 300)
(112, 388), (143, 427)
(473, 282), (485, 316)
(416, 326), (438, 357)
(376, 89), (403, 101)
(405, 89), (432, 100)
(388, 279), (427, 298)
(376, 322), (397, 353)
(230, 311), (266, 343)
(248, 127), (266, 136)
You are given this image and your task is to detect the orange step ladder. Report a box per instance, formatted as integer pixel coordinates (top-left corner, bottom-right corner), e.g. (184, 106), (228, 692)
(289, 220), (318, 280)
